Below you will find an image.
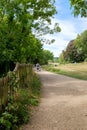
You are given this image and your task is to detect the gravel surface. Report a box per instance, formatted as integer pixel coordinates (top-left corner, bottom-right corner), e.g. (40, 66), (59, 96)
(23, 70), (87, 130)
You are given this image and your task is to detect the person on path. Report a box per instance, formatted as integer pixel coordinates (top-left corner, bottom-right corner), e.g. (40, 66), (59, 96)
(36, 63), (40, 71)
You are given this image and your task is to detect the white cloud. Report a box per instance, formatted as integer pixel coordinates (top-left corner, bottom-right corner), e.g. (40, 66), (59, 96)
(43, 34), (68, 57)
(43, 17), (87, 57)
(42, 0), (87, 57)
(77, 18), (87, 32)
(58, 19), (77, 39)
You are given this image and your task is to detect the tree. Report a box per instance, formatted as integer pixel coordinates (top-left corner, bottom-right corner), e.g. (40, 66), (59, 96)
(0, 0), (60, 75)
(58, 50), (66, 64)
(74, 30), (87, 61)
(0, 0), (60, 60)
(59, 39), (84, 63)
(0, 0), (60, 35)
(25, 34), (43, 63)
(70, 0), (87, 17)
(41, 50), (54, 64)
(64, 40), (83, 62)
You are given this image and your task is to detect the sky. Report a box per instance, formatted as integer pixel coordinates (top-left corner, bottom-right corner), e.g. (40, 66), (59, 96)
(43, 0), (87, 57)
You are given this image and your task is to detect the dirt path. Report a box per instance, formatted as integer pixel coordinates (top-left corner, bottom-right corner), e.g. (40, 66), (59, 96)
(23, 70), (87, 130)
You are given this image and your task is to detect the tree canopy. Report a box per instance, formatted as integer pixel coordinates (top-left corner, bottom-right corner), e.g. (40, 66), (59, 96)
(0, 0), (87, 75)
(70, 0), (87, 17)
(0, 0), (61, 75)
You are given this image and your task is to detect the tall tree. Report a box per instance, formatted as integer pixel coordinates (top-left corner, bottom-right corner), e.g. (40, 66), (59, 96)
(0, 0), (60, 74)
(0, 0), (60, 35)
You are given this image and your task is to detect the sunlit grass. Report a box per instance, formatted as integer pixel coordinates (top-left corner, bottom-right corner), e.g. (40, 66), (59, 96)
(43, 62), (87, 80)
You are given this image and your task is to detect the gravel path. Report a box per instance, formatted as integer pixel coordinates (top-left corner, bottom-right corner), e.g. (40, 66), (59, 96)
(23, 70), (87, 130)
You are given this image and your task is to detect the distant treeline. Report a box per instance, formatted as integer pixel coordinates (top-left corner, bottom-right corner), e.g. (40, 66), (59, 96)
(59, 30), (87, 63)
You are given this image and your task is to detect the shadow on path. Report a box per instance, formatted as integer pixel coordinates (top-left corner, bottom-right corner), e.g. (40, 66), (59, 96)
(23, 70), (87, 130)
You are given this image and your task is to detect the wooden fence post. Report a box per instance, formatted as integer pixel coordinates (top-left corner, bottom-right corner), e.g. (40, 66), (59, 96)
(0, 63), (33, 111)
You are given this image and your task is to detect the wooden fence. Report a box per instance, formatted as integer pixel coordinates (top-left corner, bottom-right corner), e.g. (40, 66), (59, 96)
(0, 63), (33, 111)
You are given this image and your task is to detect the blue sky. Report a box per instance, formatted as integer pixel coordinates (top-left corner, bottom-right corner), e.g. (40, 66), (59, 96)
(43, 0), (87, 57)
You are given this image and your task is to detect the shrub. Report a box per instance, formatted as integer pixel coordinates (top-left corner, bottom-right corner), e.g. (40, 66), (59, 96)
(0, 93), (30, 130)
(0, 67), (41, 130)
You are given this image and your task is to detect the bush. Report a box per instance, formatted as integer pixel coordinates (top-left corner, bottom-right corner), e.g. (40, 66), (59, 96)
(0, 95), (29, 130)
(0, 72), (41, 130)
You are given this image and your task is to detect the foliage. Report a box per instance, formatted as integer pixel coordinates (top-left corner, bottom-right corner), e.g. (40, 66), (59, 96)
(74, 30), (87, 60)
(70, 0), (87, 17)
(0, 0), (60, 61)
(0, 70), (41, 130)
(59, 30), (87, 63)
(25, 35), (43, 64)
(63, 40), (83, 63)
(0, 0), (61, 75)
(64, 40), (76, 62)
(0, 71), (19, 130)
(0, 98), (29, 130)
(58, 50), (67, 64)
(40, 50), (54, 64)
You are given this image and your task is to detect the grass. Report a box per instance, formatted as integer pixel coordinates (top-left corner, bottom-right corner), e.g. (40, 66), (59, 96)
(43, 62), (87, 80)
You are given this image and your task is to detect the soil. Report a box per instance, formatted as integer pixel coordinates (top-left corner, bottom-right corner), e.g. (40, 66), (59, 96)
(23, 70), (87, 130)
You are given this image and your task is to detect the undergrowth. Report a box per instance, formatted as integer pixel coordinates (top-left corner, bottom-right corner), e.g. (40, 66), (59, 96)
(0, 72), (41, 130)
